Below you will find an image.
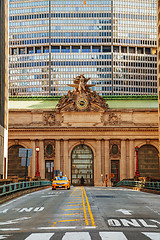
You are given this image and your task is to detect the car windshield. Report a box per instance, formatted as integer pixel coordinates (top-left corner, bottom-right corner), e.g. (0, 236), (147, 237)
(56, 177), (68, 181)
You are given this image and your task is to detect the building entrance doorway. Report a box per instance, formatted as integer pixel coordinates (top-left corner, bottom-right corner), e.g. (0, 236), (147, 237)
(71, 144), (94, 186)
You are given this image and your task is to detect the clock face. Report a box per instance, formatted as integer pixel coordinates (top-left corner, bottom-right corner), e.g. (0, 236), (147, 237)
(76, 96), (88, 110)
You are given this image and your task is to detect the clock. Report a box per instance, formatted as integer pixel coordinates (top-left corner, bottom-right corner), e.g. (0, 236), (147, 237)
(76, 96), (88, 110)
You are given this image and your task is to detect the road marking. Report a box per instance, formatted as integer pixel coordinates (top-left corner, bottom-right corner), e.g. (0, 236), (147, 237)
(69, 187), (78, 197)
(62, 232), (91, 240)
(0, 217), (31, 225)
(0, 209), (8, 214)
(120, 219), (141, 227)
(58, 219), (79, 223)
(138, 219), (157, 228)
(63, 208), (83, 210)
(142, 232), (160, 240)
(108, 219), (159, 228)
(25, 233), (54, 240)
(0, 235), (11, 240)
(0, 228), (21, 231)
(62, 213), (81, 216)
(66, 204), (82, 206)
(83, 187), (96, 227)
(99, 232), (127, 240)
(38, 227), (76, 230)
(116, 209), (133, 215)
(81, 187), (89, 226)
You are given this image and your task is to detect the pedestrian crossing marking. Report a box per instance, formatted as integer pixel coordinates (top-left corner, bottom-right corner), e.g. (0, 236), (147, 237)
(1, 231), (160, 240)
(99, 232), (127, 240)
(142, 232), (160, 240)
(25, 233), (54, 240)
(62, 232), (91, 240)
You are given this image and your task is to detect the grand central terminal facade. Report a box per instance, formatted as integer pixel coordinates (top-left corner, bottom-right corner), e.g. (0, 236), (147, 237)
(8, 76), (159, 186)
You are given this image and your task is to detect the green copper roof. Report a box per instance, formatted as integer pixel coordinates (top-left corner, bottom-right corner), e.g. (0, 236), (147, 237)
(9, 95), (158, 110)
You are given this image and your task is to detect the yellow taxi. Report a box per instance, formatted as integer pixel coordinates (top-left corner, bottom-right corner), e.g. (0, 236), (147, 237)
(52, 176), (70, 190)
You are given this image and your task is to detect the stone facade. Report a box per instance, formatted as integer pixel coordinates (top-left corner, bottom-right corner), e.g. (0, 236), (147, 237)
(8, 76), (159, 185)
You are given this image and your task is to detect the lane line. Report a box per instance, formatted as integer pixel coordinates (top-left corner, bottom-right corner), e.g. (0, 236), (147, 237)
(99, 232), (128, 240)
(58, 219), (79, 223)
(62, 208), (83, 211)
(62, 232), (91, 240)
(66, 204), (82, 206)
(62, 213), (82, 216)
(83, 187), (96, 227)
(81, 187), (89, 226)
(25, 233), (54, 240)
(69, 187), (78, 197)
(0, 228), (21, 231)
(142, 232), (160, 240)
(38, 227), (76, 230)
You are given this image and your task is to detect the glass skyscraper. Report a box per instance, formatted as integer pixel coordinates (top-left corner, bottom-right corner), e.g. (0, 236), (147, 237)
(9, 0), (157, 96)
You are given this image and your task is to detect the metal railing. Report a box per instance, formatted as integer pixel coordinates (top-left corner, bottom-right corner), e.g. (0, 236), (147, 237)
(115, 180), (160, 191)
(0, 181), (51, 197)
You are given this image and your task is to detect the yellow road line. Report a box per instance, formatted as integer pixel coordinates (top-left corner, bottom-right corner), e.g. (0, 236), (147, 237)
(62, 213), (81, 216)
(69, 187), (78, 197)
(81, 186), (89, 226)
(67, 201), (82, 203)
(62, 208), (83, 210)
(83, 187), (96, 226)
(66, 204), (82, 206)
(58, 219), (80, 223)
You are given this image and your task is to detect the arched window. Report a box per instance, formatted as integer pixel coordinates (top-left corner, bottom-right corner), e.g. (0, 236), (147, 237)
(138, 145), (159, 178)
(71, 144), (94, 186)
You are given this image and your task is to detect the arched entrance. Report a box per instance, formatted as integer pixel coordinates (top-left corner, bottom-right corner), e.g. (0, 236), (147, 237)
(138, 144), (159, 178)
(71, 144), (94, 186)
(8, 145), (28, 178)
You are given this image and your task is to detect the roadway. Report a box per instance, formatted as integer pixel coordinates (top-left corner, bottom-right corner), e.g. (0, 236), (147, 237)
(0, 186), (160, 240)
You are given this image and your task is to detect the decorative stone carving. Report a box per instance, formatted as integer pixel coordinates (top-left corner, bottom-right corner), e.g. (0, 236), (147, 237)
(44, 140), (55, 158)
(108, 113), (121, 125)
(109, 140), (121, 158)
(56, 74), (109, 112)
(43, 112), (61, 126)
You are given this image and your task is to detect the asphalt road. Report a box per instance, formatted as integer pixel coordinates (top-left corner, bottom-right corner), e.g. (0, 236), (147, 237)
(0, 187), (160, 240)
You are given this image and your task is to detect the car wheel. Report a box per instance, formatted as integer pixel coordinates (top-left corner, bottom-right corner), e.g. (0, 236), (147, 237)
(67, 187), (70, 190)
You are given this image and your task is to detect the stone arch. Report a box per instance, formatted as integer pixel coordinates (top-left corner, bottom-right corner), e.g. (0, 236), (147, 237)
(8, 145), (28, 178)
(138, 144), (159, 178)
(71, 144), (94, 186)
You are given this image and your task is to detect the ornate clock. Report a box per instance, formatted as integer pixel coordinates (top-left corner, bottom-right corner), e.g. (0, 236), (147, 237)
(76, 96), (88, 110)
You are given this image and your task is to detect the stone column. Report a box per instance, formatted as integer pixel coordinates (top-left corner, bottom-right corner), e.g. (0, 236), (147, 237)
(129, 140), (135, 178)
(120, 140), (127, 180)
(95, 140), (102, 186)
(63, 140), (69, 177)
(104, 140), (110, 186)
(39, 140), (45, 179)
(31, 140), (36, 177)
(55, 140), (61, 171)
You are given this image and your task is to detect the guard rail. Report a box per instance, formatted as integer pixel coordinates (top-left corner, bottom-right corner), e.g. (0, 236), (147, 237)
(115, 180), (160, 190)
(0, 180), (51, 197)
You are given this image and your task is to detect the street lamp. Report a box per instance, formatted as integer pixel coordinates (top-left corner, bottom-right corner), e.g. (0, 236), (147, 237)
(35, 146), (40, 177)
(135, 146), (140, 177)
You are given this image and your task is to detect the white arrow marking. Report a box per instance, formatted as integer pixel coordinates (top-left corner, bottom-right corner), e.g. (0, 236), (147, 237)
(0, 217), (31, 225)
(0, 236), (11, 240)
(116, 209), (133, 215)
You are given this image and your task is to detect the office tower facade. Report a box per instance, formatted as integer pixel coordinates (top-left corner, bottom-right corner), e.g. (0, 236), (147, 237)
(9, 0), (157, 96)
(0, 1), (8, 178)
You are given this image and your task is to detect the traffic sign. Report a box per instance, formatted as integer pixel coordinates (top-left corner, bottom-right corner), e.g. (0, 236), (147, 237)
(19, 148), (33, 158)
(21, 158), (30, 167)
